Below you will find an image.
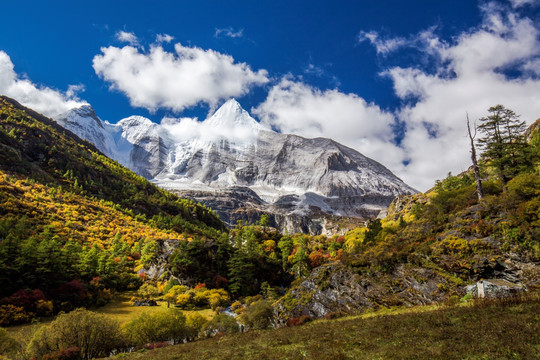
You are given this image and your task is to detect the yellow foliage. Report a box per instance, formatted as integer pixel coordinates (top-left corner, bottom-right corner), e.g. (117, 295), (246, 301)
(157, 281), (166, 294)
(263, 240), (276, 252)
(176, 293), (191, 307)
(344, 227), (367, 252)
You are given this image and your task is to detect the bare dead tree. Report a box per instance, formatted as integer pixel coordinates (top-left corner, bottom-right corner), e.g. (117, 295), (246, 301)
(467, 113), (484, 200)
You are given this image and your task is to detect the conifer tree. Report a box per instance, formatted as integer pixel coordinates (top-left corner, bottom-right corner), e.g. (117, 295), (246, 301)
(477, 105), (529, 187)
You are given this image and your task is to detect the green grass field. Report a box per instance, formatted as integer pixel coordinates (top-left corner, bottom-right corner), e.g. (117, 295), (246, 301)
(5, 292), (214, 349)
(110, 295), (540, 360)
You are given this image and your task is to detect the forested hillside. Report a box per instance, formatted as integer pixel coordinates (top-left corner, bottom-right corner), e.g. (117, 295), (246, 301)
(0, 96), (224, 323)
(0, 96), (350, 328)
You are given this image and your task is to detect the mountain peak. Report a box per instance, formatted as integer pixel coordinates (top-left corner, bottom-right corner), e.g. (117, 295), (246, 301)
(206, 98), (267, 132)
(220, 98), (243, 113)
(54, 104), (103, 130)
(118, 115), (154, 128)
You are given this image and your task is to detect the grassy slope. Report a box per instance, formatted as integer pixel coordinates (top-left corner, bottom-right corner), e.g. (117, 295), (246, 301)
(112, 296), (540, 360)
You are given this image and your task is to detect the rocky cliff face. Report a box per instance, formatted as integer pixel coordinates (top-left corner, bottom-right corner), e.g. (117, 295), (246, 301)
(54, 99), (416, 234)
(273, 261), (454, 326)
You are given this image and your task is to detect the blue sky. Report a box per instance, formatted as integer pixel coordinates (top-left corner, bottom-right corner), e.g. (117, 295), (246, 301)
(1, 0), (540, 190)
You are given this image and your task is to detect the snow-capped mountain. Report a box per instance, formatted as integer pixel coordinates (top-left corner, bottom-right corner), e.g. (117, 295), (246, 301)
(54, 99), (416, 234)
(55, 105), (113, 156)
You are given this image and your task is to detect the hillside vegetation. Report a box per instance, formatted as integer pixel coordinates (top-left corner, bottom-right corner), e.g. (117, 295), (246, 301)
(108, 295), (540, 360)
(0, 100), (539, 359)
(276, 106), (540, 320)
(0, 96), (224, 323)
(0, 96), (352, 331)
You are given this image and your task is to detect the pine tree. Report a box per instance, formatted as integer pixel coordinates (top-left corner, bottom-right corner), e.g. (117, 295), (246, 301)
(477, 105), (529, 187)
(228, 249), (255, 296)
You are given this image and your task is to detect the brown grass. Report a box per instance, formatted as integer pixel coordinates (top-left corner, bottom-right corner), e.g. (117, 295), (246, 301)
(110, 294), (540, 360)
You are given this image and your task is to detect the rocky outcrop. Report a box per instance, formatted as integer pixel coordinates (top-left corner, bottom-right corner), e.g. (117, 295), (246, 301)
(174, 187), (362, 235)
(139, 239), (180, 280)
(133, 300), (158, 306)
(273, 262), (457, 326)
(466, 279), (526, 298)
(273, 263), (371, 324)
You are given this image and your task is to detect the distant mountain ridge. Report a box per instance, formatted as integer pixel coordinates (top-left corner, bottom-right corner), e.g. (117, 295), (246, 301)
(54, 99), (417, 234)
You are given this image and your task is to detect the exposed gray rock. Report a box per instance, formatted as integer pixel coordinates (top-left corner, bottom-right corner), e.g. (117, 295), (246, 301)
(273, 262), (455, 326)
(140, 239), (179, 280)
(466, 279), (526, 298)
(273, 262), (372, 325)
(133, 300), (158, 306)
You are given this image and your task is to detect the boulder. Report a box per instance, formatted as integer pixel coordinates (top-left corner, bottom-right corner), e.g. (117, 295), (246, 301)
(466, 279), (525, 298)
(133, 300), (158, 306)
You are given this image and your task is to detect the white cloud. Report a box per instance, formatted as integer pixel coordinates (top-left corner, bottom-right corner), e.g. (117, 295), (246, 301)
(161, 116), (259, 145)
(509, 0), (540, 7)
(253, 77), (407, 174)
(66, 84), (85, 98)
(380, 3), (540, 190)
(93, 43), (268, 113)
(115, 31), (139, 46)
(156, 33), (174, 43)
(358, 28), (441, 56)
(214, 27), (244, 39)
(358, 31), (408, 55)
(0, 51), (87, 117)
(257, 2), (540, 191)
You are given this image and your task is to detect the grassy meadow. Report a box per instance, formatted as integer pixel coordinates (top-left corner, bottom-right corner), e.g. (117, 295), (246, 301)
(109, 294), (540, 360)
(5, 292), (214, 350)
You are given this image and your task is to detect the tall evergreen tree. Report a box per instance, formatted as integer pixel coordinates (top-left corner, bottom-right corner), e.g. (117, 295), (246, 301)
(477, 105), (530, 187)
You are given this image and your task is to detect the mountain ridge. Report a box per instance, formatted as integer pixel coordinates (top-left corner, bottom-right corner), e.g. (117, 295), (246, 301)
(53, 99), (417, 234)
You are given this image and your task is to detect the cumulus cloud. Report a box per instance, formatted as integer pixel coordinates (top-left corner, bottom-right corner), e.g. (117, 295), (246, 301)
(380, 3), (540, 190)
(214, 27), (244, 39)
(115, 31), (139, 46)
(0, 51), (87, 117)
(93, 43), (268, 113)
(161, 116), (258, 145)
(256, 2), (540, 191)
(253, 77), (406, 172)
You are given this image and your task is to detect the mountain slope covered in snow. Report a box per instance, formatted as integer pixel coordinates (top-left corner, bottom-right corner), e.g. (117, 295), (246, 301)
(54, 99), (416, 234)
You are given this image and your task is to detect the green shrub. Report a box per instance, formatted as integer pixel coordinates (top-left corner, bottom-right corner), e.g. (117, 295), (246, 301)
(163, 279), (181, 295)
(507, 173), (540, 200)
(136, 283), (160, 300)
(0, 304), (33, 326)
(123, 309), (187, 346)
(0, 327), (20, 357)
(27, 308), (123, 359)
(240, 300), (274, 330)
(202, 314), (239, 336)
(185, 313), (208, 341)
